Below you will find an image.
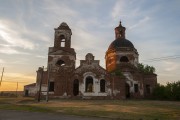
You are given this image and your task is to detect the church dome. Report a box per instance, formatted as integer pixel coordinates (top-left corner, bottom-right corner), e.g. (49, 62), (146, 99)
(108, 38), (134, 50)
(107, 21), (135, 50)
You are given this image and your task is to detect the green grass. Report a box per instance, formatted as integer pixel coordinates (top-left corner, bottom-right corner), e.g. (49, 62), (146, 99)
(0, 97), (180, 120)
(0, 97), (53, 113)
(0, 104), (52, 112)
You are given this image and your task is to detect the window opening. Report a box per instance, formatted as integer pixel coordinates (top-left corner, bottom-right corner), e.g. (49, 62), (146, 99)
(56, 60), (65, 66)
(73, 79), (79, 96)
(146, 85), (151, 94)
(85, 76), (93, 92)
(49, 82), (54, 92)
(100, 79), (106, 92)
(120, 56), (129, 62)
(134, 84), (139, 93)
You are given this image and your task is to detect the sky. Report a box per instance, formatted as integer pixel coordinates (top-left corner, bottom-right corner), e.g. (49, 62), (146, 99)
(0, 0), (180, 91)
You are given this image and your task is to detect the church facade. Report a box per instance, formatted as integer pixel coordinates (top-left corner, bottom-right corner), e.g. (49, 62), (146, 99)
(25, 22), (157, 99)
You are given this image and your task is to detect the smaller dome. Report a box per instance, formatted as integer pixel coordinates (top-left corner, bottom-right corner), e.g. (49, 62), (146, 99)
(85, 53), (94, 60)
(108, 38), (134, 50)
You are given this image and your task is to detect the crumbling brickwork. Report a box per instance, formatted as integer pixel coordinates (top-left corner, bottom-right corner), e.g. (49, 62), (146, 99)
(31, 21), (157, 99)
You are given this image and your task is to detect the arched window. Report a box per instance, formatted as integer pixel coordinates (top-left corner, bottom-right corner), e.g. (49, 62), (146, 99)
(56, 60), (65, 66)
(59, 35), (65, 47)
(73, 79), (79, 96)
(85, 76), (93, 92)
(120, 56), (129, 62)
(100, 79), (106, 92)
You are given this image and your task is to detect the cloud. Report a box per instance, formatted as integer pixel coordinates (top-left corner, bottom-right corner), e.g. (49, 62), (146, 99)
(0, 45), (30, 55)
(128, 16), (150, 30)
(42, 1), (78, 18)
(162, 60), (179, 72)
(36, 55), (47, 59)
(4, 72), (35, 82)
(74, 0), (99, 4)
(111, 0), (127, 20)
(0, 19), (35, 49)
(0, 59), (5, 64)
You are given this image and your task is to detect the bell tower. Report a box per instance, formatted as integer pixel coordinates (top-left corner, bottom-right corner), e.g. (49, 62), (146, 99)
(54, 22), (72, 48)
(48, 22), (76, 96)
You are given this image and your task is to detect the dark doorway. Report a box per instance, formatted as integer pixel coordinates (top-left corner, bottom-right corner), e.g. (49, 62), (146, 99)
(73, 79), (79, 96)
(85, 76), (93, 92)
(49, 82), (54, 92)
(146, 85), (151, 94)
(126, 83), (130, 98)
(25, 90), (29, 96)
(100, 79), (106, 92)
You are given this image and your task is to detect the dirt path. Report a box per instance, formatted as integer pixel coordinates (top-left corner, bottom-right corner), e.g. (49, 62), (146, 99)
(0, 110), (109, 120)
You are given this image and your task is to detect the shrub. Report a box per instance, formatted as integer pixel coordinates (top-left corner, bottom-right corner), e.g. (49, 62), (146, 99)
(153, 81), (180, 100)
(138, 63), (155, 74)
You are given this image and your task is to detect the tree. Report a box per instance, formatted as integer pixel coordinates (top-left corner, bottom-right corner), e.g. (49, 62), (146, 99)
(153, 81), (180, 100)
(153, 83), (166, 100)
(138, 63), (155, 74)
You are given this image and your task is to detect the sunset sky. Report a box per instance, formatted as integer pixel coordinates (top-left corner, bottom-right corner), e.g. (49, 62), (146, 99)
(0, 0), (180, 91)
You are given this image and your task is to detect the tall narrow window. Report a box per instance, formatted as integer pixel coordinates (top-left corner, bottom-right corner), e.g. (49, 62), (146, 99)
(126, 83), (130, 98)
(85, 76), (93, 92)
(73, 79), (79, 96)
(100, 79), (106, 92)
(146, 85), (151, 94)
(61, 40), (65, 47)
(49, 82), (54, 92)
(59, 35), (65, 47)
(134, 84), (138, 93)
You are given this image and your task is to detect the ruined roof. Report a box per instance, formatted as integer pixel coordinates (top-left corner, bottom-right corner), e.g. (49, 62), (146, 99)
(56, 22), (71, 30)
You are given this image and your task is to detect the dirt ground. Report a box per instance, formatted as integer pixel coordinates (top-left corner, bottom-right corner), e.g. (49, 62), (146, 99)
(0, 110), (109, 120)
(0, 97), (180, 120)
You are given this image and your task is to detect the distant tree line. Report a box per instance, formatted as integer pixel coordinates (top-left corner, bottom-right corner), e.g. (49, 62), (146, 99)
(0, 92), (17, 97)
(153, 81), (180, 100)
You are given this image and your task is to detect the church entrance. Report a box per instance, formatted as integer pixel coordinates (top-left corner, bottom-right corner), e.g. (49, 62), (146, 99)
(126, 83), (130, 98)
(73, 79), (79, 96)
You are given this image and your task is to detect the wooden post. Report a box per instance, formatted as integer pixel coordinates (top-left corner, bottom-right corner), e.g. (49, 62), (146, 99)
(46, 64), (51, 102)
(113, 76), (114, 98)
(16, 82), (18, 97)
(0, 67), (4, 87)
(38, 66), (44, 102)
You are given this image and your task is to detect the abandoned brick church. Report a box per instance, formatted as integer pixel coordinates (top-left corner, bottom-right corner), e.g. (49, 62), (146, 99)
(24, 21), (157, 99)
